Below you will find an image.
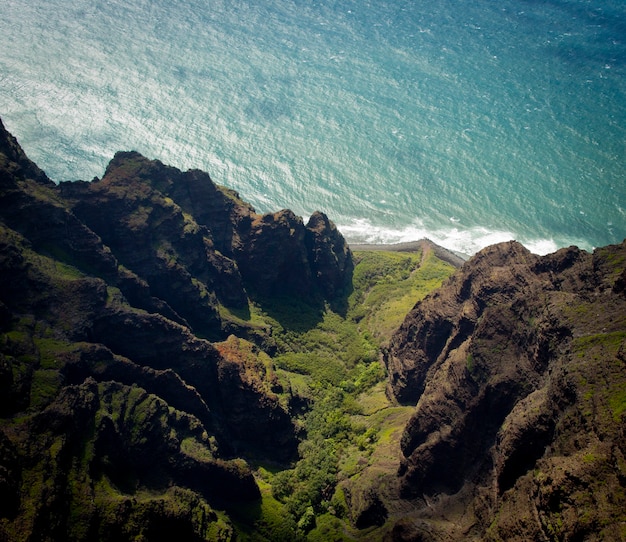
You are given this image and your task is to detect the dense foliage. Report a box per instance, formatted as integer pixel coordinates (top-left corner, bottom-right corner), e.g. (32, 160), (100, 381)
(229, 249), (455, 540)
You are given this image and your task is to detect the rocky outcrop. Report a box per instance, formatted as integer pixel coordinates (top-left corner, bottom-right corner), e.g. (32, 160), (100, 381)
(0, 119), (351, 540)
(214, 335), (299, 461)
(305, 211), (354, 300)
(58, 158), (231, 338)
(0, 118), (52, 187)
(59, 151), (353, 338)
(0, 146), (119, 285)
(383, 240), (626, 540)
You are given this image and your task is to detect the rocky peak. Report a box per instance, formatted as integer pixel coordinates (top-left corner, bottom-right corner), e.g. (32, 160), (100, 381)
(234, 208), (311, 298)
(305, 211), (354, 300)
(0, 124), (119, 283)
(384, 241), (536, 405)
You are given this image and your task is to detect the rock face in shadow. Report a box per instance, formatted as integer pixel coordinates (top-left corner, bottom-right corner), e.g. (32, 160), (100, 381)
(22, 378), (255, 541)
(0, 118), (351, 541)
(59, 151), (353, 337)
(383, 240), (626, 540)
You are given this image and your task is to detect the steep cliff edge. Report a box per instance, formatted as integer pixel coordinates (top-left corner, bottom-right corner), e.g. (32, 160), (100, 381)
(383, 240), (626, 540)
(58, 151), (352, 338)
(0, 118), (352, 540)
(2, 114), (625, 541)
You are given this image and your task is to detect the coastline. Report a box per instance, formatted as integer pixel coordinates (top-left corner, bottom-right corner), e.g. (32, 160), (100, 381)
(349, 238), (468, 268)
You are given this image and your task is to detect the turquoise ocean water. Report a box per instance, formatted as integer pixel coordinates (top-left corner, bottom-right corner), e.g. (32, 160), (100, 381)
(1, 0), (625, 254)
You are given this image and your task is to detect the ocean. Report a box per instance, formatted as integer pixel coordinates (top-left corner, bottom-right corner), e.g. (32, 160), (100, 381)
(1, 0), (625, 255)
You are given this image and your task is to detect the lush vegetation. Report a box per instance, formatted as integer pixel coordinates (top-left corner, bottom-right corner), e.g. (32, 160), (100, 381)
(0, 235), (455, 541)
(229, 248), (456, 540)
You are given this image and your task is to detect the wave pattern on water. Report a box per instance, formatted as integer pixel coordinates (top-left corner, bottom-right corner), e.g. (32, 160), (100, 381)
(1, 0), (625, 254)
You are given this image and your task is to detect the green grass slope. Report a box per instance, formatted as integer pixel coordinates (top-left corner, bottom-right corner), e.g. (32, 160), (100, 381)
(225, 247), (457, 540)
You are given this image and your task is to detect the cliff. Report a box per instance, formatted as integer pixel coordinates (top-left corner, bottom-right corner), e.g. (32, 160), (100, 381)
(383, 240), (626, 540)
(0, 118), (352, 540)
(1, 115), (625, 541)
(58, 150), (353, 338)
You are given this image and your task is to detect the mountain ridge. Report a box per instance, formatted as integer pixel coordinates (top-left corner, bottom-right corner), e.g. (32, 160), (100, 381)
(381, 240), (626, 540)
(1, 117), (625, 541)
(0, 117), (352, 540)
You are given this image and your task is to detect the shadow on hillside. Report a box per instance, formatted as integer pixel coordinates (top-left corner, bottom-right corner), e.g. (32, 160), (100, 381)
(329, 281), (352, 318)
(223, 302), (252, 322)
(253, 282), (353, 333)
(254, 295), (325, 333)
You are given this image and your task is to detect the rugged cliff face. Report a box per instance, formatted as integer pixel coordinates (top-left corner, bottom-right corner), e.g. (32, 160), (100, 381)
(58, 150), (353, 338)
(384, 240), (626, 540)
(0, 118), (352, 540)
(2, 115), (625, 541)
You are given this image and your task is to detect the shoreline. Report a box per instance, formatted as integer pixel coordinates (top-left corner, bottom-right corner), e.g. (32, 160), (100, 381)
(349, 239), (468, 268)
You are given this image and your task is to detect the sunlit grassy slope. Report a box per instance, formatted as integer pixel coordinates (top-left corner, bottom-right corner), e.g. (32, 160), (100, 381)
(228, 247), (457, 541)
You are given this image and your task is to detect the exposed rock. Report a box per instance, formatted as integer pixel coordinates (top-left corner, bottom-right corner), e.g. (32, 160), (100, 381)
(214, 335), (298, 461)
(0, 118), (52, 187)
(0, 119), (332, 540)
(344, 485), (389, 529)
(21, 378), (247, 541)
(234, 209), (313, 298)
(0, 175), (118, 285)
(58, 164), (225, 338)
(305, 211), (354, 301)
(58, 151), (353, 337)
(383, 240), (626, 539)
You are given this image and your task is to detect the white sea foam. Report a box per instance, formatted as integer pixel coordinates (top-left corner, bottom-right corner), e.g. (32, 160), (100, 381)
(338, 217), (562, 256)
(0, 0), (624, 253)
(523, 239), (560, 256)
